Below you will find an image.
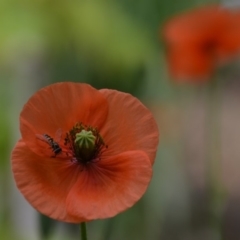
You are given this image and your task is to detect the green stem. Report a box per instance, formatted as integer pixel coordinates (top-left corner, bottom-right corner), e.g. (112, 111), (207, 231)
(206, 79), (225, 240)
(80, 222), (88, 240)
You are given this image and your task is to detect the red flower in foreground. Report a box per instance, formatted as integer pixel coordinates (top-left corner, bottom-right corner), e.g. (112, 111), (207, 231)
(11, 82), (159, 223)
(163, 5), (240, 83)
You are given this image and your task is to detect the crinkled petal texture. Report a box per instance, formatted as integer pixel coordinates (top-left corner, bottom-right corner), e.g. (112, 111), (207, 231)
(11, 82), (159, 223)
(20, 82), (108, 157)
(12, 140), (86, 222)
(163, 5), (240, 82)
(100, 89), (159, 165)
(66, 150), (152, 220)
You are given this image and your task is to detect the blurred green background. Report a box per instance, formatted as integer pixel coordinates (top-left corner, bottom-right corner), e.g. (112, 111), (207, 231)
(3, 0), (240, 240)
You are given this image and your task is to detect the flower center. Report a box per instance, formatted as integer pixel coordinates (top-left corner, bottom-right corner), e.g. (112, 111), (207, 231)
(64, 122), (107, 164)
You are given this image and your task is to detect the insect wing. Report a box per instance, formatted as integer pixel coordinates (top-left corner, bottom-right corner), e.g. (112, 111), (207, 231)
(54, 128), (62, 142)
(36, 134), (49, 143)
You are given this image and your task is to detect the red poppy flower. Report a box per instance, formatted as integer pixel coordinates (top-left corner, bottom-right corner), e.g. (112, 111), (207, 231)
(163, 5), (240, 83)
(11, 82), (159, 223)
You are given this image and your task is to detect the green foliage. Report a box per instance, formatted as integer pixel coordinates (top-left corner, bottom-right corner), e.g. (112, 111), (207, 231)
(0, 81), (11, 168)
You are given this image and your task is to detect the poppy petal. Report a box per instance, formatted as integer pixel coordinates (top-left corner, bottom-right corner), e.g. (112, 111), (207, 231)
(11, 140), (87, 222)
(167, 46), (213, 81)
(12, 82), (159, 223)
(99, 89), (159, 165)
(66, 150), (152, 220)
(20, 82), (108, 157)
(163, 5), (240, 81)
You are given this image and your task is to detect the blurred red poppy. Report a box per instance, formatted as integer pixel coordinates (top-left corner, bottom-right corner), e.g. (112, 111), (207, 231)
(11, 82), (159, 223)
(163, 5), (240, 83)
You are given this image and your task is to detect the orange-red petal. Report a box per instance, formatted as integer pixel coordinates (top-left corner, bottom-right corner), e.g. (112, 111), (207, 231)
(167, 45), (214, 82)
(12, 140), (152, 222)
(11, 140), (86, 222)
(12, 83), (159, 222)
(163, 5), (222, 46)
(99, 89), (159, 165)
(217, 10), (240, 58)
(20, 82), (108, 157)
(66, 150), (152, 220)
(163, 5), (240, 81)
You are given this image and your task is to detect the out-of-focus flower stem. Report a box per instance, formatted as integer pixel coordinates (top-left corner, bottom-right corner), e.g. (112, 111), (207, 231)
(80, 222), (88, 240)
(102, 217), (116, 240)
(206, 78), (226, 240)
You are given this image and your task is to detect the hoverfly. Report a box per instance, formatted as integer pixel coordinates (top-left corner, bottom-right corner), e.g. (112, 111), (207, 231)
(36, 129), (62, 157)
